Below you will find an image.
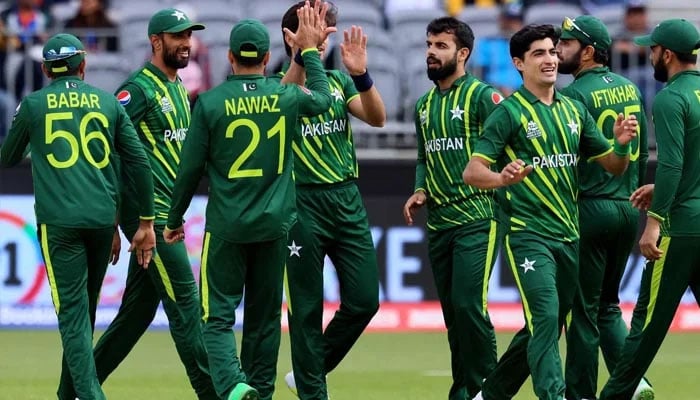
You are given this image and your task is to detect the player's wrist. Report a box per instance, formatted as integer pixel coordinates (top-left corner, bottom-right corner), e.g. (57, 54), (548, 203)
(350, 69), (373, 92)
(613, 140), (630, 157)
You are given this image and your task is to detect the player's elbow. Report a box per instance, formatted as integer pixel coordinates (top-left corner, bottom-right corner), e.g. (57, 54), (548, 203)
(463, 161), (478, 186)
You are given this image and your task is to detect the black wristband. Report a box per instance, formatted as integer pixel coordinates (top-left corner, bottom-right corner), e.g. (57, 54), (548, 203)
(350, 70), (373, 92)
(294, 49), (305, 67)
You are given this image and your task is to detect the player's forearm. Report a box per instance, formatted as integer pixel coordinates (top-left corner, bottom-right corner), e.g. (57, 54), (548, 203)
(281, 55), (305, 85)
(356, 87), (385, 127)
(648, 163), (682, 221)
(301, 48), (332, 113)
(414, 161), (427, 192)
(598, 152), (629, 176)
(463, 158), (504, 190)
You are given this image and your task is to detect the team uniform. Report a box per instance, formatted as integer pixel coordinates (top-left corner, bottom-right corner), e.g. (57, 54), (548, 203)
(69, 61), (218, 400)
(473, 87), (612, 400)
(0, 73), (154, 399)
(166, 48), (332, 400)
(600, 69), (700, 399)
(277, 66), (380, 400)
(413, 74), (502, 400)
(558, 66), (649, 399)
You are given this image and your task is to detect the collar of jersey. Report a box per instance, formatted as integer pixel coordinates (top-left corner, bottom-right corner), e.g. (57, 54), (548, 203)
(575, 65), (610, 80)
(666, 69), (700, 86)
(516, 85), (564, 104)
(227, 74), (265, 80)
(434, 73), (470, 93)
(143, 62), (177, 83)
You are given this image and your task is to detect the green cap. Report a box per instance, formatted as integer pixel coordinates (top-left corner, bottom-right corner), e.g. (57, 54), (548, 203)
(229, 19), (270, 58)
(634, 18), (700, 54)
(42, 33), (86, 73)
(147, 8), (205, 36)
(560, 15), (611, 51)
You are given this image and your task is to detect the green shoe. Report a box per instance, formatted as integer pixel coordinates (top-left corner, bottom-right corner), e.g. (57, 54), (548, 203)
(227, 383), (259, 400)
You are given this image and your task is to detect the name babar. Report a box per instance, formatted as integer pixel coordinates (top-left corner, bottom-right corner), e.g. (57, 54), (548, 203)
(47, 92), (101, 109)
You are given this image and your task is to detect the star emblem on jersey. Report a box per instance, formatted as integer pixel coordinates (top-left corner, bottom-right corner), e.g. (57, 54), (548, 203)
(520, 257), (536, 274)
(567, 120), (579, 136)
(450, 106), (464, 120)
(172, 10), (186, 20)
(331, 88), (343, 102)
(288, 241), (302, 257)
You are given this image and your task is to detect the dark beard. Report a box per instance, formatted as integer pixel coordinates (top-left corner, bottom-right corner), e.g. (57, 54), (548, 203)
(427, 55), (458, 82)
(163, 45), (189, 69)
(557, 49), (582, 75)
(653, 60), (669, 82)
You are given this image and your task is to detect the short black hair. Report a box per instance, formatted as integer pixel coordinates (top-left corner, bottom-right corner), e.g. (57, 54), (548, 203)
(426, 17), (475, 54)
(234, 43), (266, 66)
(593, 48), (609, 65)
(281, 0), (338, 57)
(510, 24), (560, 60)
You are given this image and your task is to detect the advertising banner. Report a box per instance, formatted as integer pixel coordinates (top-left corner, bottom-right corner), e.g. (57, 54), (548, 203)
(1, 194), (698, 331)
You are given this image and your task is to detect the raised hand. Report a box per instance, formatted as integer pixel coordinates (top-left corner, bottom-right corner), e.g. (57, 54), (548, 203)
(613, 112), (638, 146)
(340, 25), (368, 75)
(283, 1), (336, 51)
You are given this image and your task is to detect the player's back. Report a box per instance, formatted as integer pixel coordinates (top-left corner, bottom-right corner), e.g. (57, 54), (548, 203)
(561, 67), (647, 199)
(19, 76), (127, 228)
(194, 74), (318, 242)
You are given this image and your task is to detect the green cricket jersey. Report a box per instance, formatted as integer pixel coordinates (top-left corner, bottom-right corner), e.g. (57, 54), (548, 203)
(117, 62), (191, 225)
(560, 66), (648, 199)
(473, 86), (612, 242)
(167, 49), (332, 242)
(647, 70), (700, 236)
(274, 68), (359, 185)
(0, 76), (154, 227)
(414, 74), (503, 231)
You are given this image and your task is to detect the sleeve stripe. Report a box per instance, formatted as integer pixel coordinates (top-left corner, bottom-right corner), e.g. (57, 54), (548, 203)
(473, 153), (496, 163)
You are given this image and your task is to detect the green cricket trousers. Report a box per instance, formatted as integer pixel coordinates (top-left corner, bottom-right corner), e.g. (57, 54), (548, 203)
(285, 181), (379, 400)
(58, 224), (217, 400)
(201, 232), (286, 400)
(565, 198), (640, 399)
(482, 232), (579, 400)
(39, 224), (113, 400)
(600, 236), (700, 399)
(427, 218), (499, 400)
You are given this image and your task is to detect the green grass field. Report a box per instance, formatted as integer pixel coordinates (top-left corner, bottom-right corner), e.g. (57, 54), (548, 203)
(1, 330), (697, 399)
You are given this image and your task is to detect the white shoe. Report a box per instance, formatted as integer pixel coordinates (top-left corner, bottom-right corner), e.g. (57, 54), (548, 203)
(632, 378), (655, 400)
(285, 371), (298, 397)
(472, 391), (483, 400)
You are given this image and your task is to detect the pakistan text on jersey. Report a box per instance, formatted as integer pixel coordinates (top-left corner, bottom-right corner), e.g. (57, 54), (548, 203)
(590, 84), (639, 108)
(46, 92), (101, 109)
(225, 95), (280, 116)
(531, 154), (579, 169)
(301, 119), (347, 137)
(164, 128), (187, 142)
(424, 137), (464, 154)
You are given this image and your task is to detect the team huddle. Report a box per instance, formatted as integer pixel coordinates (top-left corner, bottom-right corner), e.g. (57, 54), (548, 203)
(0, 0), (698, 399)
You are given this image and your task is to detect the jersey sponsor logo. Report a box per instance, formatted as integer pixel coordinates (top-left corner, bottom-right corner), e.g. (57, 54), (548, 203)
(117, 90), (131, 106)
(300, 118), (347, 137)
(160, 97), (173, 113)
(424, 137), (464, 154)
(531, 153), (578, 169)
(164, 127), (187, 142)
(525, 120), (542, 139)
(492, 92), (504, 104)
